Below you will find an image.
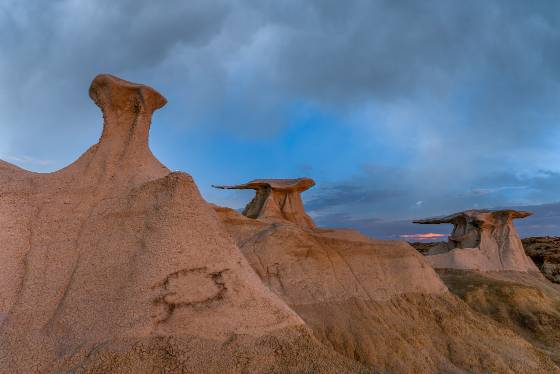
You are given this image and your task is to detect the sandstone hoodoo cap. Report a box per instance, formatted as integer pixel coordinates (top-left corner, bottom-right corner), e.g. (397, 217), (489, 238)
(213, 178), (316, 229)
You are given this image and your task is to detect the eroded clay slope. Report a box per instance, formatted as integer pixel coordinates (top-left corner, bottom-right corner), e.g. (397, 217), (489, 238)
(215, 205), (559, 373)
(409, 239), (560, 365)
(437, 269), (560, 365)
(0, 75), (368, 374)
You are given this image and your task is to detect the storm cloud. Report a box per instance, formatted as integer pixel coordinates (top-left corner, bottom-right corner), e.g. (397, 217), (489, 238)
(2, 1), (560, 237)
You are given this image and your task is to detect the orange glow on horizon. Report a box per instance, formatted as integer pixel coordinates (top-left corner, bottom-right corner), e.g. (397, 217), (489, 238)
(400, 233), (447, 240)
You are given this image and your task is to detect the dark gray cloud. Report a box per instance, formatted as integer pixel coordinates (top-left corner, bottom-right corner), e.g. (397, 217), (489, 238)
(355, 198), (558, 241)
(3, 1), (560, 148)
(306, 184), (405, 211)
(2, 1), (560, 238)
(313, 201), (560, 241)
(0, 0), (231, 162)
(306, 167), (560, 237)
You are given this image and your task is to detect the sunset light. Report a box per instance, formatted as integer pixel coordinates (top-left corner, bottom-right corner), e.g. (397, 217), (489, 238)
(400, 233), (447, 240)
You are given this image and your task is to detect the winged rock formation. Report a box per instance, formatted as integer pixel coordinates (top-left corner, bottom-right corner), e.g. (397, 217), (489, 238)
(214, 198), (557, 371)
(213, 178), (315, 229)
(0, 75), (368, 373)
(414, 209), (539, 272)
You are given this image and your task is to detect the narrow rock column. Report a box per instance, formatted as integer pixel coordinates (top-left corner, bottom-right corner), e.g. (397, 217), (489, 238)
(89, 74), (167, 149)
(85, 74), (169, 186)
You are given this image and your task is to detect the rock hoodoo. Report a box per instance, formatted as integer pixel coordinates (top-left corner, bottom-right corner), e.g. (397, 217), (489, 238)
(213, 178), (316, 229)
(0, 75), (367, 373)
(414, 209), (539, 272)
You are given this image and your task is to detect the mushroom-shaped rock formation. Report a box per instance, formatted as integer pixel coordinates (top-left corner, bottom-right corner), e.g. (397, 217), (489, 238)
(414, 209), (539, 272)
(213, 178), (316, 229)
(213, 205), (557, 372)
(0, 75), (367, 373)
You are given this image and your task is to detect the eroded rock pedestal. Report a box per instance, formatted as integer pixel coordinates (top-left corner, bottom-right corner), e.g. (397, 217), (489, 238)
(0, 75), (367, 373)
(213, 178), (316, 229)
(414, 209), (539, 272)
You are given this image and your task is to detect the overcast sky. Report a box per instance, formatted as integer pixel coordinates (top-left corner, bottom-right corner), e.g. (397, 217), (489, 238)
(2, 0), (560, 239)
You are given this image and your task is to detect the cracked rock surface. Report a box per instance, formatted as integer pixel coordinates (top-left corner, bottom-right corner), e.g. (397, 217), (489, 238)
(0, 75), (368, 373)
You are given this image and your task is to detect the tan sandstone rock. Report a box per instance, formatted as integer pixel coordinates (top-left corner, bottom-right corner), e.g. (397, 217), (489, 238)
(414, 209), (539, 272)
(409, 238), (560, 364)
(213, 178), (316, 229)
(0, 75), (368, 373)
(214, 201), (557, 372)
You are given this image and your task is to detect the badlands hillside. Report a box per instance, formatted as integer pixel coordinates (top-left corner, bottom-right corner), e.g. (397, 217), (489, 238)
(1, 74), (559, 373)
(411, 213), (560, 365)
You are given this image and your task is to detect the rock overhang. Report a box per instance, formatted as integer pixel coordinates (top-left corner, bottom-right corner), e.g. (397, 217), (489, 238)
(413, 209), (533, 226)
(213, 178), (316, 229)
(413, 209), (538, 272)
(89, 74), (167, 114)
(213, 177), (316, 192)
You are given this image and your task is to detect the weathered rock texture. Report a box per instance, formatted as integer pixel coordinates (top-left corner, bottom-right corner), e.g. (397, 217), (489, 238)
(409, 239), (560, 365)
(0, 75), (368, 373)
(522, 237), (560, 283)
(213, 178), (315, 229)
(214, 204), (557, 372)
(414, 209), (539, 272)
(437, 269), (560, 365)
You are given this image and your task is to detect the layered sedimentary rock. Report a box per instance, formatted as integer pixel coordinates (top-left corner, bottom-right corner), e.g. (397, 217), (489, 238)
(214, 203), (557, 372)
(213, 178), (315, 229)
(0, 75), (368, 373)
(414, 209), (539, 272)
